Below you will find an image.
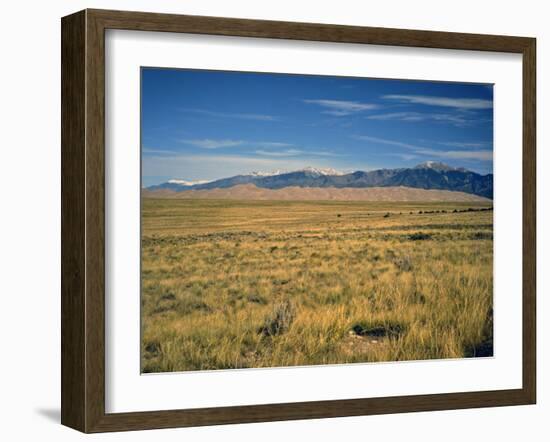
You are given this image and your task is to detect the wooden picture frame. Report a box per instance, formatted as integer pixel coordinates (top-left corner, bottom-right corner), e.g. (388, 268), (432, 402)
(61, 8), (536, 433)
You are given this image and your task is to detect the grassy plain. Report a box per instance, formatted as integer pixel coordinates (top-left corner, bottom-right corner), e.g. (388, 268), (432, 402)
(141, 198), (493, 372)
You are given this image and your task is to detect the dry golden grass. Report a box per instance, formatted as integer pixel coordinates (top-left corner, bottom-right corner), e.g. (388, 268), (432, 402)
(141, 199), (493, 372)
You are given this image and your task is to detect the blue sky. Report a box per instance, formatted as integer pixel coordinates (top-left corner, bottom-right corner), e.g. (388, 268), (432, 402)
(141, 68), (493, 187)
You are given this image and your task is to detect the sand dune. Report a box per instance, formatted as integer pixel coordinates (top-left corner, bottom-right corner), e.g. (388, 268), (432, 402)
(143, 184), (491, 202)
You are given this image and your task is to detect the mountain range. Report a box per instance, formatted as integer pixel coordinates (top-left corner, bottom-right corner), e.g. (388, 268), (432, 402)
(146, 161), (493, 199)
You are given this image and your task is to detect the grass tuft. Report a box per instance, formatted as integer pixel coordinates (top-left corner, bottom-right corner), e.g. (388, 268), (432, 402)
(259, 300), (295, 336)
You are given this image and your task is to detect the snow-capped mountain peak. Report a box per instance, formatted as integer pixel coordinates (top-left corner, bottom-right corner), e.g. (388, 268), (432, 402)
(246, 167), (345, 177)
(168, 179), (212, 186)
(247, 170), (285, 177)
(414, 161), (462, 172)
(298, 166), (345, 176)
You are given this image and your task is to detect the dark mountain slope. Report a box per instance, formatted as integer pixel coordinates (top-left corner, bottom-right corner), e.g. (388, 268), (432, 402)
(147, 163), (493, 199)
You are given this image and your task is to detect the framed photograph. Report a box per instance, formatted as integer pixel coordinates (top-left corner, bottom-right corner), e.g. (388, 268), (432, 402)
(61, 9), (536, 433)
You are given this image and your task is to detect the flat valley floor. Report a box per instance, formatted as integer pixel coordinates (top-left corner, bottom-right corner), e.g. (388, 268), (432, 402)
(141, 199), (493, 372)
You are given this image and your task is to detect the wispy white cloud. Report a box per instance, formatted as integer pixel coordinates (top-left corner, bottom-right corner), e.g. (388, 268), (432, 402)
(366, 111), (471, 126)
(175, 137), (344, 158)
(308, 150), (344, 157)
(256, 142), (294, 148)
(382, 94), (493, 110)
(142, 147), (179, 155)
(438, 141), (491, 148)
(353, 135), (418, 150)
(415, 148), (493, 161)
(254, 149), (304, 157)
(179, 139), (299, 150)
(181, 139), (244, 149)
(387, 153), (420, 161)
(254, 148), (343, 158)
(303, 99), (378, 116)
(181, 108), (279, 121)
(353, 135), (493, 161)
(367, 112), (428, 122)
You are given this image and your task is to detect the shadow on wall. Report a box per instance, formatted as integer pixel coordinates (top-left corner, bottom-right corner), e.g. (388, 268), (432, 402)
(35, 408), (60, 423)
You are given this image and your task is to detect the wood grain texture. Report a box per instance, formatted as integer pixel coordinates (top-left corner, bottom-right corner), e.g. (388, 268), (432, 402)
(522, 39), (537, 403)
(61, 10), (86, 432)
(60, 8), (537, 433)
(84, 10), (107, 432)
(89, 8), (532, 52)
(91, 389), (530, 432)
